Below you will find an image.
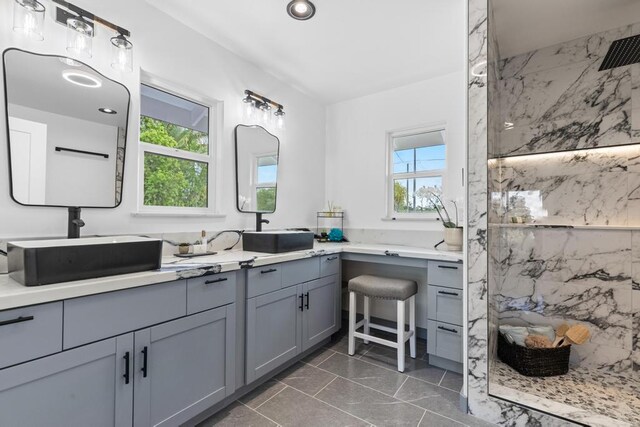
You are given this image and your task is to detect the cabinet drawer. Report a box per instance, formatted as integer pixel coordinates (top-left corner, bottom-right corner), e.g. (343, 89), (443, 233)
(281, 258), (320, 288)
(187, 272), (236, 315)
(63, 280), (186, 349)
(428, 261), (462, 289)
(427, 320), (462, 363)
(0, 302), (62, 369)
(320, 254), (340, 277)
(247, 265), (282, 298)
(427, 285), (462, 325)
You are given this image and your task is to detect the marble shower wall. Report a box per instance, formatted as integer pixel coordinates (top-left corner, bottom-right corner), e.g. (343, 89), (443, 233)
(494, 24), (640, 157)
(487, 22), (640, 374)
(493, 226), (635, 372)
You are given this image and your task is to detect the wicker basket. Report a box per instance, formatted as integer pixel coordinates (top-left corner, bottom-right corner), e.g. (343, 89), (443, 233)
(497, 333), (570, 377)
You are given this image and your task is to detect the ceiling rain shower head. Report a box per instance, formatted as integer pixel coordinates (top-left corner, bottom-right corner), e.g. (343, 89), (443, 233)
(599, 33), (640, 71)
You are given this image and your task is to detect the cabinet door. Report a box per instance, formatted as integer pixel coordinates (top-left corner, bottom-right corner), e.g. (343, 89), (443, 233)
(302, 275), (339, 352)
(0, 334), (133, 427)
(246, 286), (302, 384)
(133, 305), (236, 427)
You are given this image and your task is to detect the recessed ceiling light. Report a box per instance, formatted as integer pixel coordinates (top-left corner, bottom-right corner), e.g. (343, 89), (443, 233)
(287, 0), (316, 20)
(98, 108), (117, 114)
(62, 70), (102, 88)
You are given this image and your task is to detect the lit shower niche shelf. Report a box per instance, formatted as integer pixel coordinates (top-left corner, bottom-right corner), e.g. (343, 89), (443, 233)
(488, 141), (640, 161)
(489, 223), (640, 231)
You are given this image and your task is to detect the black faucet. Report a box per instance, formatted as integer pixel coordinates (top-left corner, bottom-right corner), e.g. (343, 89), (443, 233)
(256, 213), (270, 232)
(68, 207), (85, 239)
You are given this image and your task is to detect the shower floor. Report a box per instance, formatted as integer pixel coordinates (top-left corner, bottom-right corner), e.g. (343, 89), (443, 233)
(489, 361), (640, 427)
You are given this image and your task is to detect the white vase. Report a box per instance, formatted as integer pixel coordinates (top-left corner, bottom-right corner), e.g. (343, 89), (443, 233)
(444, 227), (463, 251)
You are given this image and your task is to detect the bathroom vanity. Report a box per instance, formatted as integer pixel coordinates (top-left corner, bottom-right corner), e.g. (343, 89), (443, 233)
(0, 243), (462, 427)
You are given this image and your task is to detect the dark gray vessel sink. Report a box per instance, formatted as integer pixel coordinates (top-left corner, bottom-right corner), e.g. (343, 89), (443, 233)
(243, 231), (314, 253)
(8, 236), (163, 286)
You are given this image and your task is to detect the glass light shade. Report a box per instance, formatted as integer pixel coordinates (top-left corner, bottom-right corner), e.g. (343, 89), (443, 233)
(13, 0), (45, 41)
(66, 18), (93, 59)
(274, 108), (286, 130)
(110, 35), (133, 72)
(260, 104), (272, 126)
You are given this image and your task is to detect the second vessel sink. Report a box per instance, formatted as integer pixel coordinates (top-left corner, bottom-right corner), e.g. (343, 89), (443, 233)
(8, 236), (163, 286)
(242, 231), (314, 253)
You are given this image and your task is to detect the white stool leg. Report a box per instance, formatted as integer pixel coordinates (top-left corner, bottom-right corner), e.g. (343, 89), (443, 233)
(348, 291), (356, 356)
(397, 300), (405, 372)
(409, 295), (416, 359)
(363, 296), (370, 344)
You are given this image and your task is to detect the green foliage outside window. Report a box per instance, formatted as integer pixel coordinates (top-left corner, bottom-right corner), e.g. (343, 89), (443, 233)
(257, 187), (276, 212)
(141, 117), (209, 207)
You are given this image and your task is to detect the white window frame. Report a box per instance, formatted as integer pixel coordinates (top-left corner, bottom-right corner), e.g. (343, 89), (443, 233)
(135, 72), (224, 217)
(385, 122), (447, 220)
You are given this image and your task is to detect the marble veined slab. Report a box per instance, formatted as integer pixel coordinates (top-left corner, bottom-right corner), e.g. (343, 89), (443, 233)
(499, 26), (632, 79)
(491, 227), (634, 371)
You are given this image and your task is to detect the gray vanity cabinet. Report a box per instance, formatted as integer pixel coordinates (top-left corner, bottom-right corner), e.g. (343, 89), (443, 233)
(245, 256), (341, 383)
(301, 275), (339, 351)
(246, 286), (302, 383)
(133, 304), (236, 427)
(0, 334), (134, 427)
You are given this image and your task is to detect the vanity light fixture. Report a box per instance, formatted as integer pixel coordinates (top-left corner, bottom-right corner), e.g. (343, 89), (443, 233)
(287, 0), (316, 20)
(98, 107), (117, 114)
(12, 0), (134, 72)
(62, 70), (102, 88)
(13, 0), (45, 40)
(242, 90), (286, 130)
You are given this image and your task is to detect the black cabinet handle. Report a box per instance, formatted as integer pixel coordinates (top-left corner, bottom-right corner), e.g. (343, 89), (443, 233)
(141, 346), (148, 378)
(385, 250), (399, 256)
(326, 256), (338, 261)
(437, 290), (460, 297)
(0, 315), (34, 327)
(305, 292), (310, 309)
(299, 294), (304, 311)
(437, 265), (458, 270)
(123, 352), (131, 384)
(205, 277), (228, 285)
(437, 326), (458, 334)
(261, 268), (277, 274)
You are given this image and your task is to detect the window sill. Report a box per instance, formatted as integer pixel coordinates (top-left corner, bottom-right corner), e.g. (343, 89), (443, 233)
(381, 216), (441, 222)
(131, 211), (227, 218)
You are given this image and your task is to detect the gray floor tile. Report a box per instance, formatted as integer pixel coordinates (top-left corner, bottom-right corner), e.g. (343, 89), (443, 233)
(419, 411), (466, 426)
(395, 377), (478, 426)
(303, 347), (336, 366)
(198, 402), (277, 427)
(324, 333), (371, 357)
(256, 386), (369, 427)
(359, 345), (446, 385)
(238, 379), (287, 409)
(316, 376), (425, 427)
(317, 352), (408, 396)
(275, 361), (337, 395)
(440, 371), (464, 393)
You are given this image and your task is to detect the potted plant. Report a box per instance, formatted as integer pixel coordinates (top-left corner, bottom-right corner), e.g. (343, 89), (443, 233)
(425, 189), (463, 251)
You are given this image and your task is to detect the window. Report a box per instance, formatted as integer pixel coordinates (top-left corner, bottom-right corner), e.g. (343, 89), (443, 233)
(388, 127), (446, 217)
(138, 82), (217, 213)
(255, 154), (277, 212)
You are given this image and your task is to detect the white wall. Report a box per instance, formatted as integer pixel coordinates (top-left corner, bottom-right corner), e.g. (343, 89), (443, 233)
(10, 105), (117, 207)
(325, 72), (466, 231)
(0, 0), (326, 239)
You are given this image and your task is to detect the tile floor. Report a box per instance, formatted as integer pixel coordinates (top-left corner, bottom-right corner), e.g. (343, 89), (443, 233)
(199, 329), (494, 427)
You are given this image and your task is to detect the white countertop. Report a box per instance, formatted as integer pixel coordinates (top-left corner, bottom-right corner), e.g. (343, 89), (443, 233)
(0, 242), (462, 311)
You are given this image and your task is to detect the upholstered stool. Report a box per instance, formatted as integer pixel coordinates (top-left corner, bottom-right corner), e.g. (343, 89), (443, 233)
(347, 275), (417, 372)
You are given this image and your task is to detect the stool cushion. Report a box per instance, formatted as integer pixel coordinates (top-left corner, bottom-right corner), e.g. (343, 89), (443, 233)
(348, 275), (417, 300)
